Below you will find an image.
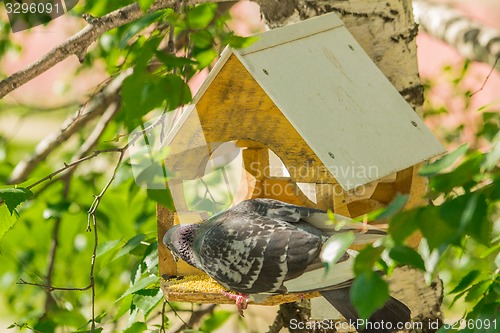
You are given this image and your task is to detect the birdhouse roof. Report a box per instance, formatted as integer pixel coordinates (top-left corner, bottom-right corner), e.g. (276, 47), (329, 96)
(170, 12), (445, 191)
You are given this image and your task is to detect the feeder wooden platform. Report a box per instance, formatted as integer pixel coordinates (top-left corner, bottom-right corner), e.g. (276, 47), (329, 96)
(160, 274), (320, 305)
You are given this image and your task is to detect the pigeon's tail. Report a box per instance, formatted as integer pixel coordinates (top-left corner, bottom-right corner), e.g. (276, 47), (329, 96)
(320, 287), (411, 333)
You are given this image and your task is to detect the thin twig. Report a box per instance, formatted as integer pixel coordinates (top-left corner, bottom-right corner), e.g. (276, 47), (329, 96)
(21, 149), (120, 192)
(198, 178), (227, 212)
(0, 0), (226, 99)
(173, 304), (217, 333)
(10, 323), (44, 333)
(470, 55), (500, 97)
(160, 300), (168, 333)
(67, 101), (121, 181)
(7, 70), (130, 184)
(167, 301), (190, 329)
(42, 176), (72, 315)
(17, 279), (91, 292)
(88, 213), (98, 330)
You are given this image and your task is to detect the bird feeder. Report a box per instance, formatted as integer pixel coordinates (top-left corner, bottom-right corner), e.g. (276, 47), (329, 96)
(155, 12), (445, 306)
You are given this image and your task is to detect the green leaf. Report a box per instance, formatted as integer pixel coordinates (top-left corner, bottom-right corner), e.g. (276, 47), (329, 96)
(114, 294), (133, 321)
(115, 234), (147, 260)
(351, 271), (389, 320)
(133, 288), (164, 319)
(429, 151), (485, 194)
(483, 131), (500, 171)
(120, 11), (165, 48)
(320, 232), (355, 268)
(52, 310), (87, 327)
(94, 312), (107, 324)
(122, 72), (191, 131)
(34, 318), (57, 333)
(450, 270), (481, 294)
(124, 322), (147, 333)
(417, 206), (460, 250)
(354, 245), (384, 275)
(200, 310), (233, 333)
(0, 187), (33, 215)
(186, 3), (217, 30)
(96, 240), (121, 258)
(420, 144), (468, 176)
(119, 275), (159, 300)
(0, 204), (18, 244)
(388, 210), (418, 244)
(226, 34), (259, 49)
(464, 280), (493, 303)
(479, 240), (500, 259)
(191, 30), (213, 49)
(138, 0), (155, 12)
(162, 74), (192, 110)
(354, 195), (408, 223)
(461, 193), (490, 245)
(194, 48), (218, 68)
(439, 193), (490, 246)
(121, 72), (165, 130)
(375, 194), (408, 220)
(136, 35), (163, 70)
(155, 51), (197, 69)
(389, 245), (425, 271)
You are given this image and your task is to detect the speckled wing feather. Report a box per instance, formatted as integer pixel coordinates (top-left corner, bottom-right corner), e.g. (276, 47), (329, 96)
(192, 209), (324, 294)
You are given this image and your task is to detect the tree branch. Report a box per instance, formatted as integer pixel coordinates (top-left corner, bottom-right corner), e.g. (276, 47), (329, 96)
(7, 69), (130, 184)
(413, 0), (500, 72)
(0, 0), (229, 99)
(17, 278), (91, 292)
(42, 177), (71, 316)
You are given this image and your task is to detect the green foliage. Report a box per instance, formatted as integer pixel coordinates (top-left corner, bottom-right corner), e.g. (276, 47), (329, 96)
(0, 187), (33, 215)
(350, 271), (389, 321)
(1, 2), (498, 332)
(138, 0), (155, 13)
(320, 232), (355, 271)
(199, 310), (233, 332)
(351, 94), (499, 325)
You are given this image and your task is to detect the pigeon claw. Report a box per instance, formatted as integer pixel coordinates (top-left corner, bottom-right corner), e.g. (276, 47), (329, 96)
(221, 291), (249, 316)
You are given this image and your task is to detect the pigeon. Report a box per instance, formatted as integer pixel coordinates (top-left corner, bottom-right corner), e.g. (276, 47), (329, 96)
(163, 198), (411, 332)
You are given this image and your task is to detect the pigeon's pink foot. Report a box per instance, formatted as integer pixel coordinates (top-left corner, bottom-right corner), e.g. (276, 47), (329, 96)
(221, 291), (249, 316)
(298, 292), (305, 301)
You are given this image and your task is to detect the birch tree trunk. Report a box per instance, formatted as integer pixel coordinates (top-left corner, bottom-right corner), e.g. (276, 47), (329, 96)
(413, 0), (500, 72)
(252, 1), (443, 331)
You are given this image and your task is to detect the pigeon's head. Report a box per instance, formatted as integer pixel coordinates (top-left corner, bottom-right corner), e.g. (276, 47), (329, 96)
(163, 224), (200, 267)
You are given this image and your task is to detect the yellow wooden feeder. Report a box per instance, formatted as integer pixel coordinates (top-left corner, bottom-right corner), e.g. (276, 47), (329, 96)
(156, 12), (445, 307)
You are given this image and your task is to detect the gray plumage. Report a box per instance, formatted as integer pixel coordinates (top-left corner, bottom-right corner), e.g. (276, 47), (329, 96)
(163, 198), (410, 332)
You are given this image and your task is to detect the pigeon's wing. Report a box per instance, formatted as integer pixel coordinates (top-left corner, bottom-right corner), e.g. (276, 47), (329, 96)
(239, 198), (386, 244)
(192, 211), (323, 294)
(243, 198), (324, 223)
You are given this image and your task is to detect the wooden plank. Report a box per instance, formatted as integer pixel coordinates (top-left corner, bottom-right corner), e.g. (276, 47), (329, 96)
(157, 205), (176, 278)
(261, 177), (316, 207)
(161, 280), (320, 306)
(239, 148), (270, 199)
(195, 55), (337, 184)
